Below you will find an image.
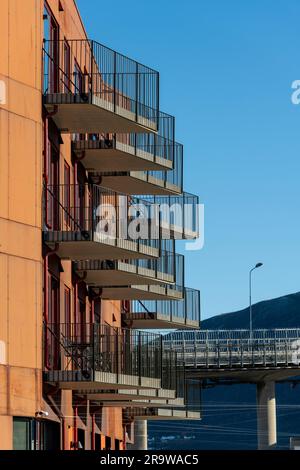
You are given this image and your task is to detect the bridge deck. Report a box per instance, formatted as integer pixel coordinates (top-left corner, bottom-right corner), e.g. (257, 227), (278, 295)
(163, 329), (300, 381)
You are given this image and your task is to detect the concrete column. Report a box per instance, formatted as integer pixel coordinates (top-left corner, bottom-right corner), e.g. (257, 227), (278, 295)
(132, 420), (148, 450)
(256, 381), (277, 450)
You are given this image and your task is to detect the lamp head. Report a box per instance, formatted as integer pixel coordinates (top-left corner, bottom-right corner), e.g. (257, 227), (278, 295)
(255, 262), (263, 268)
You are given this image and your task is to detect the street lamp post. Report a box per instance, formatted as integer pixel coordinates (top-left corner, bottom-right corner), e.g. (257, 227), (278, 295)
(249, 262), (263, 339)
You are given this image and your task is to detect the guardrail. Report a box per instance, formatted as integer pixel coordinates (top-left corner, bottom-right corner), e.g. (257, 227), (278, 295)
(129, 288), (200, 326)
(43, 39), (159, 130)
(43, 183), (160, 250)
(141, 192), (199, 238)
(44, 323), (170, 382)
(163, 329), (300, 368)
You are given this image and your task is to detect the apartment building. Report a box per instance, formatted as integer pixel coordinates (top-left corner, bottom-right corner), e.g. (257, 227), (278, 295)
(0, 0), (200, 450)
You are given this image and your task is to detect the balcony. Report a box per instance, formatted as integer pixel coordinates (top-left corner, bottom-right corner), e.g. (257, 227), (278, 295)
(123, 377), (201, 421)
(125, 408), (201, 421)
(141, 192), (200, 239)
(43, 39), (158, 133)
(82, 348), (184, 407)
(81, 242), (185, 301)
(92, 397), (186, 408)
(100, 284), (184, 301)
(85, 387), (176, 402)
(78, 189), (198, 242)
(85, 348), (184, 407)
(43, 323), (166, 391)
(72, 111), (175, 172)
(43, 184), (160, 260)
(94, 142), (183, 196)
(123, 288), (200, 329)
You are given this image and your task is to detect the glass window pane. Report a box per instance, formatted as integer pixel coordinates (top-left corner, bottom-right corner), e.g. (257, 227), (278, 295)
(13, 418), (30, 450)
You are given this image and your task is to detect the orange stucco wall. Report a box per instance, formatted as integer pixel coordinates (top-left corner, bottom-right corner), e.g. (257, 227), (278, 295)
(0, 0), (124, 450)
(0, 0), (44, 449)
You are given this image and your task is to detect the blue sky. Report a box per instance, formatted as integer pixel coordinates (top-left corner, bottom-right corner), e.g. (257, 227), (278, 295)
(77, 0), (300, 319)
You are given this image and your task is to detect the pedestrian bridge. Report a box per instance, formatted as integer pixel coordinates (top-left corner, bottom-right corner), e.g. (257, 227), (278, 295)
(163, 329), (300, 449)
(164, 329), (300, 375)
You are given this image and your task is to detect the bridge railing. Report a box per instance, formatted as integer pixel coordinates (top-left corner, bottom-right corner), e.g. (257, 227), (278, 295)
(163, 329), (300, 369)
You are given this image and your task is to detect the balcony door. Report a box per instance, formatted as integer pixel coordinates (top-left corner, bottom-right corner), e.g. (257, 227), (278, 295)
(45, 275), (60, 370)
(47, 143), (59, 230)
(74, 60), (84, 95)
(43, 3), (59, 93)
(75, 164), (88, 231)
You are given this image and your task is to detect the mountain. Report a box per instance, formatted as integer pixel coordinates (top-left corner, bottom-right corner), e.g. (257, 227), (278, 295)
(201, 291), (300, 329)
(148, 291), (300, 450)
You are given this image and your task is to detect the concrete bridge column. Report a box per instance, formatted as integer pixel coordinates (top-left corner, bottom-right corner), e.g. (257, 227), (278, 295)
(256, 381), (277, 450)
(132, 420), (148, 450)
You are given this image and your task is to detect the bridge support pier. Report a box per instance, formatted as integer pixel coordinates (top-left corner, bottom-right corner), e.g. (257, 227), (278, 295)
(256, 381), (277, 450)
(132, 420), (148, 450)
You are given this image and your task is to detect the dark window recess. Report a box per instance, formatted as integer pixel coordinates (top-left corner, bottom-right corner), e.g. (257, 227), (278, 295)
(40, 421), (60, 450)
(45, 275), (60, 369)
(105, 436), (111, 451)
(63, 40), (70, 92)
(43, 3), (59, 93)
(77, 429), (85, 450)
(13, 418), (61, 450)
(95, 434), (101, 450)
(74, 60), (83, 94)
(47, 143), (59, 230)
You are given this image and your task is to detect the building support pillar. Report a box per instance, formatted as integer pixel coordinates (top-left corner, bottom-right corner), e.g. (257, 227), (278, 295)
(132, 420), (148, 450)
(256, 381), (277, 450)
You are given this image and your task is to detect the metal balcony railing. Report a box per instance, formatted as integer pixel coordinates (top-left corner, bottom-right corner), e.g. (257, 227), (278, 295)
(140, 192), (199, 238)
(75, 250), (183, 287)
(74, 239), (184, 298)
(73, 110), (175, 166)
(143, 142), (183, 192)
(161, 349), (185, 396)
(43, 323), (176, 383)
(129, 288), (200, 326)
(43, 39), (159, 130)
(43, 184), (161, 251)
(96, 141), (183, 194)
(163, 329), (300, 369)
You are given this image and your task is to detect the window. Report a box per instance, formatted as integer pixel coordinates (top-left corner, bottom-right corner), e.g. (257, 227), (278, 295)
(13, 418), (33, 450)
(45, 275), (60, 369)
(74, 60), (83, 94)
(46, 143), (59, 230)
(43, 3), (59, 93)
(63, 40), (70, 92)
